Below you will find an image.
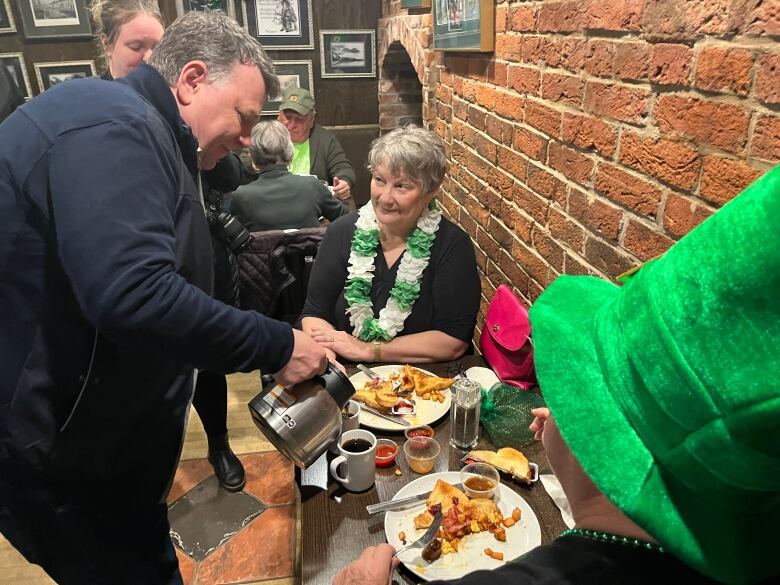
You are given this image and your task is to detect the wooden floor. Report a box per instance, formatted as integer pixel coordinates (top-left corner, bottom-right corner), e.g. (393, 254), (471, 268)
(0, 371), (295, 585)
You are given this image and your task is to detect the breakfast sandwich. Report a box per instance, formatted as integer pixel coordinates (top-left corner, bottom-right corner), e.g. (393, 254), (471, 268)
(467, 447), (532, 484)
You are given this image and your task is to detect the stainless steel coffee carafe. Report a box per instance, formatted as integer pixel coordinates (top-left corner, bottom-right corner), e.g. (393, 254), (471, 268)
(248, 363), (355, 468)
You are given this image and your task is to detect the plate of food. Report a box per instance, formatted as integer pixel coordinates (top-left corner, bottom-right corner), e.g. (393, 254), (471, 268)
(349, 365), (454, 431)
(384, 472), (541, 581)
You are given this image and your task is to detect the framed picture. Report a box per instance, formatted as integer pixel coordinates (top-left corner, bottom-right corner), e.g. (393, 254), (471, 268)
(177, 0), (236, 18)
(34, 61), (96, 92)
(18, 0), (92, 39)
(262, 60), (313, 115)
(0, 0), (17, 34)
(433, 0), (494, 52)
(401, 0), (431, 8)
(247, 0), (313, 50)
(320, 30), (376, 79)
(0, 53), (32, 99)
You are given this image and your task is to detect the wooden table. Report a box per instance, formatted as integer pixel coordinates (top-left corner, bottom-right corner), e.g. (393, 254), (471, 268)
(300, 356), (568, 585)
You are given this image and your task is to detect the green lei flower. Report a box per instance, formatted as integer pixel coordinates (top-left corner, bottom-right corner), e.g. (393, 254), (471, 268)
(406, 228), (437, 259)
(359, 318), (393, 342)
(351, 228), (380, 255)
(344, 277), (372, 305)
(389, 280), (421, 311)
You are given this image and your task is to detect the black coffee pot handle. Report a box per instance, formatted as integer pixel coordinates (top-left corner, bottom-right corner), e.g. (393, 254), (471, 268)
(319, 362), (355, 408)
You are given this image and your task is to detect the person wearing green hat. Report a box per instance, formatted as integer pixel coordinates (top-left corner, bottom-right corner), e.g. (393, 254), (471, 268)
(332, 165), (780, 585)
(277, 86), (357, 208)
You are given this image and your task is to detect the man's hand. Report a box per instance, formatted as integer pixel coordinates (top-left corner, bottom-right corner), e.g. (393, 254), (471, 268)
(272, 329), (328, 386)
(332, 176), (352, 200)
(332, 544), (399, 585)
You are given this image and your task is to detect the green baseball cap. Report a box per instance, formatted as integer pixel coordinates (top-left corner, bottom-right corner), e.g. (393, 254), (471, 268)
(529, 166), (780, 584)
(279, 87), (315, 115)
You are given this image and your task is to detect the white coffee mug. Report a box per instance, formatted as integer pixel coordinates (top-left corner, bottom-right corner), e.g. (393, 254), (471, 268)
(330, 400), (361, 454)
(330, 429), (376, 492)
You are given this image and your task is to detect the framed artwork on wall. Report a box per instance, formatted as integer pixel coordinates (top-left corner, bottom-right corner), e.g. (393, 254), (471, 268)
(433, 0), (494, 52)
(262, 59), (313, 115)
(177, 0), (236, 18)
(319, 30), (376, 79)
(247, 0), (313, 50)
(18, 0), (93, 39)
(0, 53), (32, 99)
(401, 0), (431, 8)
(34, 60), (96, 92)
(0, 0), (17, 34)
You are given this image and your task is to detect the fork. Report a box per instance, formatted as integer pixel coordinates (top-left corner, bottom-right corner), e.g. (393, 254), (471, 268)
(393, 510), (443, 558)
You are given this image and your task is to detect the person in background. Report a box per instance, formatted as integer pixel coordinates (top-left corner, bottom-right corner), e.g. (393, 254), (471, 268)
(301, 125), (480, 364)
(231, 120), (349, 232)
(276, 86), (356, 207)
(89, 0), (164, 80)
(0, 11), (327, 585)
(334, 167), (780, 585)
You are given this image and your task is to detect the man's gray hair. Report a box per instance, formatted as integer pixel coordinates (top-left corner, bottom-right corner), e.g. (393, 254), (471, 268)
(250, 120), (294, 167)
(148, 10), (279, 98)
(367, 125), (447, 195)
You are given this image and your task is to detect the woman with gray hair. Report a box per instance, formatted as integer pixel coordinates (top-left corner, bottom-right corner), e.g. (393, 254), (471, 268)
(231, 120), (349, 231)
(301, 125), (480, 364)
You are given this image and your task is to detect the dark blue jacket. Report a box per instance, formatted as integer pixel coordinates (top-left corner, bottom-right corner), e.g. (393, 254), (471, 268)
(0, 65), (293, 502)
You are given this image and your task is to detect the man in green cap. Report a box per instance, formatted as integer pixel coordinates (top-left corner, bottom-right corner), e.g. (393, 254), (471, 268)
(332, 165), (780, 585)
(276, 86), (356, 208)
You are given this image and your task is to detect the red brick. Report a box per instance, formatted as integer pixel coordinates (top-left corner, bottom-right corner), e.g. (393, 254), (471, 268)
(649, 44), (693, 85)
(487, 216), (515, 249)
(594, 164), (663, 218)
(654, 95), (749, 153)
(536, 2), (583, 33)
(740, 1), (780, 36)
(694, 47), (754, 96)
(547, 142), (595, 184)
(755, 53), (780, 105)
(557, 38), (589, 71)
(527, 164), (567, 206)
(565, 253), (591, 275)
(548, 207), (586, 252)
(507, 64), (541, 94)
(506, 205), (534, 242)
(561, 113), (617, 157)
(698, 156), (763, 206)
(468, 105), (487, 132)
(496, 34), (523, 62)
(464, 196), (490, 228)
(520, 36), (546, 64)
(509, 5), (536, 32)
(488, 60), (508, 86)
(584, 0), (643, 31)
(524, 99), (561, 137)
(511, 240), (552, 286)
(541, 72), (585, 106)
(453, 96), (469, 120)
(583, 236), (634, 281)
(622, 220), (674, 261)
(619, 132), (700, 190)
(663, 194), (715, 239)
(512, 182), (550, 224)
(495, 4), (507, 34)
(493, 90), (524, 121)
(469, 56), (491, 82)
(569, 188), (623, 241)
(474, 83), (497, 110)
(485, 113), (504, 143)
(614, 42), (650, 80)
(486, 166), (515, 196)
(475, 133), (498, 164)
(512, 126), (548, 161)
(533, 229), (566, 271)
(498, 249), (531, 291)
(584, 40), (616, 77)
(476, 226), (500, 259)
(639, 0), (733, 38)
(497, 145), (528, 182)
(752, 115), (780, 162)
(584, 81), (650, 125)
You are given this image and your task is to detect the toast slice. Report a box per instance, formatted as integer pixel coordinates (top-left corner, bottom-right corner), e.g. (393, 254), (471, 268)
(467, 447), (532, 484)
(414, 480), (469, 529)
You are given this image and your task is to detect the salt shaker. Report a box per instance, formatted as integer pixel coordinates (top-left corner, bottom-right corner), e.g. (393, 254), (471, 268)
(449, 378), (482, 450)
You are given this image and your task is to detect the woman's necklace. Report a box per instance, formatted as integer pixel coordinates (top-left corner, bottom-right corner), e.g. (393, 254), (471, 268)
(561, 528), (666, 553)
(344, 201), (441, 342)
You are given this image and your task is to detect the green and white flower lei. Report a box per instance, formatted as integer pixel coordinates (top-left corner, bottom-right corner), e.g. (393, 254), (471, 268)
(345, 201), (441, 341)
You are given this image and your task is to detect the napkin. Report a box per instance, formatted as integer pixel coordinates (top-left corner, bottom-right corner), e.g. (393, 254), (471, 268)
(540, 474), (575, 528)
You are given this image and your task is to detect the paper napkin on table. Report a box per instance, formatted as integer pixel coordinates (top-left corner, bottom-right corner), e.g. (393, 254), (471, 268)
(540, 474), (575, 528)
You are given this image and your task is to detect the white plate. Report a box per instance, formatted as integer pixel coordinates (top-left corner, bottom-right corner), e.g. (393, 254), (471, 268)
(384, 471), (541, 581)
(349, 365), (452, 431)
(464, 366), (500, 390)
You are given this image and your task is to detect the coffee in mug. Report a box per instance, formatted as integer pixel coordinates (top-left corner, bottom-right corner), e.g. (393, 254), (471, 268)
(329, 429), (377, 492)
(342, 438), (372, 453)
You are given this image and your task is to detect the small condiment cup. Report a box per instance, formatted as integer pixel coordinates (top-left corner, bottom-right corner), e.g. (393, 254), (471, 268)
(403, 436), (440, 474)
(460, 462), (500, 499)
(404, 425), (434, 440)
(374, 438), (399, 468)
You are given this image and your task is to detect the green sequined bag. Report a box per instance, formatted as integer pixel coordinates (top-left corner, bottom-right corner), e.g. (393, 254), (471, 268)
(479, 383), (546, 449)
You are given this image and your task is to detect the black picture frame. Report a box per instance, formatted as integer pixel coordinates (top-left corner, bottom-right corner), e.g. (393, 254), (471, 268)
(247, 0), (313, 50)
(0, 0), (17, 34)
(179, 0), (235, 18)
(262, 59), (313, 115)
(433, 0), (494, 52)
(401, 0), (431, 8)
(34, 60), (96, 93)
(320, 30), (376, 79)
(0, 53), (32, 98)
(18, 0), (92, 39)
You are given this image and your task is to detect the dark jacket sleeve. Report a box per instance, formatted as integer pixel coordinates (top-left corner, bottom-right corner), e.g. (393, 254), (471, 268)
(202, 152), (243, 192)
(48, 119), (294, 373)
(311, 125), (357, 188)
(316, 183), (350, 222)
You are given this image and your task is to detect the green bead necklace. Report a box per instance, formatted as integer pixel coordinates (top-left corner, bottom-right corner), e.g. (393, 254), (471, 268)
(561, 528), (666, 553)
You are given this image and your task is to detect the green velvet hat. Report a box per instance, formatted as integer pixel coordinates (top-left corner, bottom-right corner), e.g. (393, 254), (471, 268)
(529, 166), (780, 584)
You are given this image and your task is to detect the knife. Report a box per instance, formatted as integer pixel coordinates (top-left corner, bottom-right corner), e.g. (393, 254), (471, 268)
(366, 483), (465, 514)
(360, 404), (411, 427)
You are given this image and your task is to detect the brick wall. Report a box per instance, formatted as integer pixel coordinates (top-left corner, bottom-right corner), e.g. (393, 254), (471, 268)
(379, 0), (780, 340)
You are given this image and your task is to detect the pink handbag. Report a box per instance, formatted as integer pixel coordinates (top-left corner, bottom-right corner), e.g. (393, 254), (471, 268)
(479, 285), (537, 390)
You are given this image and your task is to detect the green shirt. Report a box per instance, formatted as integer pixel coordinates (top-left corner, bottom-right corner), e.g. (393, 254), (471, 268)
(290, 140), (311, 177)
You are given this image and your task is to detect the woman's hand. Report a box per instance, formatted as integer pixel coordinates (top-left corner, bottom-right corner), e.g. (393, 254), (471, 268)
(310, 327), (371, 362)
(529, 407), (551, 441)
(332, 544), (399, 585)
